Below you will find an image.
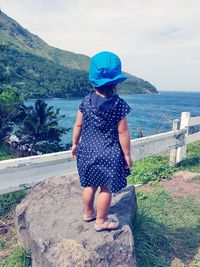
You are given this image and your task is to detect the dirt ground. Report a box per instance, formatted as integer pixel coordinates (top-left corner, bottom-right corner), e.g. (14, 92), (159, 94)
(139, 170), (200, 202)
(160, 170), (200, 202)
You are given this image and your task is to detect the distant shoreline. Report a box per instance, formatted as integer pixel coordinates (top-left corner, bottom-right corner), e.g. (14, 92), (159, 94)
(24, 91), (159, 101)
(24, 90), (200, 101)
(158, 90), (200, 93)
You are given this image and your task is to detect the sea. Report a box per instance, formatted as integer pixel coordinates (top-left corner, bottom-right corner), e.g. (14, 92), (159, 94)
(25, 91), (200, 144)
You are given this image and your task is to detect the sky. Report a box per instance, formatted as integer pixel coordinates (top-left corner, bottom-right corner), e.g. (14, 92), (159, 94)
(1, 0), (200, 91)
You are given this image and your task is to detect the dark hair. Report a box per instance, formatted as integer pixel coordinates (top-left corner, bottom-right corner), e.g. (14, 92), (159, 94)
(94, 84), (118, 98)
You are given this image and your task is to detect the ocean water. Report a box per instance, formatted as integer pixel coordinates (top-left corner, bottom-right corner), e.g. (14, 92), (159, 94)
(25, 91), (200, 143)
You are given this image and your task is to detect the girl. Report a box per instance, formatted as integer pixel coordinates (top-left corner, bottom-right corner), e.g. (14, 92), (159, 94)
(71, 51), (133, 231)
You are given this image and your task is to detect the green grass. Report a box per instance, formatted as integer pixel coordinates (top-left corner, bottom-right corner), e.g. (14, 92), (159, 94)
(0, 190), (31, 267)
(130, 140), (200, 266)
(128, 155), (177, 184)
(0, 247), (31, 267)
(176, 140), (200, 172)
(132, 187), (200, 267)
(0, 190), (27, 217)
(128, 141), (200, 185)
(0, 145), (11, 161)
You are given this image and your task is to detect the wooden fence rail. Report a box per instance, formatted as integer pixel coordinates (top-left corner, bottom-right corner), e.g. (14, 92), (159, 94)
(0, 112), (199, 195)
(176, 112), (200, 163)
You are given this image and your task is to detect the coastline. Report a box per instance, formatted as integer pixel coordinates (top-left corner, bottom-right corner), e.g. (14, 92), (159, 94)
(24, 91), (159, 101)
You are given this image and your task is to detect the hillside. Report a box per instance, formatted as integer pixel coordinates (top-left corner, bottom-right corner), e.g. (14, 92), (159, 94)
(0, 11), (158, 97)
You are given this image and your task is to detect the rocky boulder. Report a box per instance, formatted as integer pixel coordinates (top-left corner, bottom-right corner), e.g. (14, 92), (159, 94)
(15, 173), (137, 267)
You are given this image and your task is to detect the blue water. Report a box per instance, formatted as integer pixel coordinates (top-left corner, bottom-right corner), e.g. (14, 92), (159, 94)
(25, 91), (200, 143)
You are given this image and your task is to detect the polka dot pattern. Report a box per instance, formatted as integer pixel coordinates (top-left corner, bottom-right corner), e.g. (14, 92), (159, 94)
(76, 92), (132, 193)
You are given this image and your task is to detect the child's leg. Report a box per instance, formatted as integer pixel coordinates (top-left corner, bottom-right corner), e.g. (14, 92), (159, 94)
(96, 186), (112, 223)
(95, 186), (119, 230)
(82, 186), (98, 216)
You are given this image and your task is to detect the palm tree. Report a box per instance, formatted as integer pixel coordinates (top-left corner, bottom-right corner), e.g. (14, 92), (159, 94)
(16, 99), (69, 155)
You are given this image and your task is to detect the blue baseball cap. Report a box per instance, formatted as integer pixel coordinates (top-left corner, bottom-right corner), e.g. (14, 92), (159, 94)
(89, 51), (128, 87)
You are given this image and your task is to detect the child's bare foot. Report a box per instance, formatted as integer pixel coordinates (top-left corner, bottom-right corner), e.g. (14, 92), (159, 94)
(94, 218), (119, 232)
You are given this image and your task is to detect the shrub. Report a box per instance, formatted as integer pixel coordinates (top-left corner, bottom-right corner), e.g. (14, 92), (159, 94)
(128, 155), (177, 185)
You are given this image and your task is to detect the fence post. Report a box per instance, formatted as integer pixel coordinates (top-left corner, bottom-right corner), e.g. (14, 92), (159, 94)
(169, 119), (179, 166)
(176, 112), (190, 163)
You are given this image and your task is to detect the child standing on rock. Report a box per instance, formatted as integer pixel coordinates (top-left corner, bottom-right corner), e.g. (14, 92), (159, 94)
(72, 51), (133, 231)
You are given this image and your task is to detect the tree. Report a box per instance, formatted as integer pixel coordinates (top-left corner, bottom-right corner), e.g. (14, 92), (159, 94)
(15, 99), (68, 155)
(0, 44), (7, 53)
(0, 88), (23, 144)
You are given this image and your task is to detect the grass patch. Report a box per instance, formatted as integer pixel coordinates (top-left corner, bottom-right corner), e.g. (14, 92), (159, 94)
(0, 145), (11, 161)
(0, 190), (27, 218)
(176, 141), (200, 172)
(128, 155), (177, 184)
(0, 190), (31, 267)
(0, 246), (32, 267)
(128, 141), (200, 185)
(132, 186), (200, 267)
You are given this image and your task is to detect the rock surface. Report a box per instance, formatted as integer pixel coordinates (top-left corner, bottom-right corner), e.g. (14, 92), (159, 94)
(15, 173), (137, 267)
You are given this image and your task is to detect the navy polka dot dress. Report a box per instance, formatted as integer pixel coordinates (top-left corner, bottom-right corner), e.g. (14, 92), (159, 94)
(76, 91), (132, 193)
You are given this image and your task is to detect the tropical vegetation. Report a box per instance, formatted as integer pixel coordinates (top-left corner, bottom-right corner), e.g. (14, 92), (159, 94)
(0, 89), (69, 157)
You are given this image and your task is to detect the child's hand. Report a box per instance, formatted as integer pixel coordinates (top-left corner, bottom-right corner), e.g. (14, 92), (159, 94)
(71, 144), (77, 157)
(124, 154), (133, 169)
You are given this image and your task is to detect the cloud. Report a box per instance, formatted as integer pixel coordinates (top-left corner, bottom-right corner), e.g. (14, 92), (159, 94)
(1, 0), (200, 90)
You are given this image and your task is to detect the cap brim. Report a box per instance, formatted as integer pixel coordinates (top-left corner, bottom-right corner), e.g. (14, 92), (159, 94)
(90, 73), (128, 87)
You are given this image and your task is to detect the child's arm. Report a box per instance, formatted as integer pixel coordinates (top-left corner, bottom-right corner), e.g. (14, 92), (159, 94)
(71, 110), (83, 157)
(117, 117), (133, 168)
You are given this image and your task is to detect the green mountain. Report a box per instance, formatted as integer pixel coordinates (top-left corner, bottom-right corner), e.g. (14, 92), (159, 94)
(0, 11), (158, 97)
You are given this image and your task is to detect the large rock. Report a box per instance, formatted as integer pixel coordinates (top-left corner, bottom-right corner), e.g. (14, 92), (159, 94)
(15, 173), (137, 267)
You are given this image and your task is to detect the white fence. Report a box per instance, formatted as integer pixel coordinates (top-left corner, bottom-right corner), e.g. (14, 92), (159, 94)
(176, 112), (200, 163)
(0, 112), (199, 195)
